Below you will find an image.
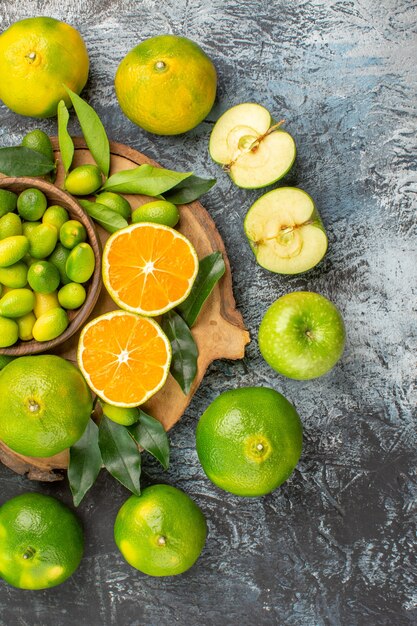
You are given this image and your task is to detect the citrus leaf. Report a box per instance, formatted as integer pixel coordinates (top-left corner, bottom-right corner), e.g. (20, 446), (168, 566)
(68, 419), (102, 507)
(129, 410), (170, 470)
(64, 87), (110, 177)
(177, 252), (226, 327)
(98, 416), (141, 495)
(57, 100), (74, 174)
(79, 198), (128, 233)
(163, 175), (216, 204)
(101, 164), (192, 196)
(0, 146), (56, 177)
(161, 310), (198, 395)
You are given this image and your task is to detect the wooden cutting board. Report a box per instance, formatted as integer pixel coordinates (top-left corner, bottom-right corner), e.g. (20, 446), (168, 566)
(0, 138), (250, 481)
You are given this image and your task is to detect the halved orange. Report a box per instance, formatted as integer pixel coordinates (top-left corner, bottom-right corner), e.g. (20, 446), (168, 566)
(102, 223), (199, 316)
(77, 310), (171, 407)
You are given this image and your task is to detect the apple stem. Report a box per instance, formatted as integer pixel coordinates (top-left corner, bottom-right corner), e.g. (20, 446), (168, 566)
(255, 120), (286, 145)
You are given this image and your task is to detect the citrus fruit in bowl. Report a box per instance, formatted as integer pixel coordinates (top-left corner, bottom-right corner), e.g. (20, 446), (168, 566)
(0, 177), (101, 356)
(0, 354), (92, 458)
(115, 34), (217, 135)
(196, 386), (303, 497)
(0, 492), (83, 589)
(0, 16), (89, 118)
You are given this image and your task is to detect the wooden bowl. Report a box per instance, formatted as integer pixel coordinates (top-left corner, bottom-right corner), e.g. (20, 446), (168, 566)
(0, 177), (102, 355)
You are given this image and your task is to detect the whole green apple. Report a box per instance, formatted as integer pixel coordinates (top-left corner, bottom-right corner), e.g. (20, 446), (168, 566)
(258, 291), (345, 380)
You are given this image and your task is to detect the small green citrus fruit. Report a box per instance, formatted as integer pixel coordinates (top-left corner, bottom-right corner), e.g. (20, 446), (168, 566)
(131, 200), (179, 227)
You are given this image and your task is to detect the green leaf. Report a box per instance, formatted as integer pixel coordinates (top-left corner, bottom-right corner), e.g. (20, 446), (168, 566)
(101, 164), (192, 196)
(57, 100), (74, 173)
(79, 198), (128, 233)
(177, 252), (226, 327)
(163, 175), (216, 204)
(98, 416), (141, 495)
(0, 146), (55, 177)
(161, 310), (198, 395)
(65, 87), (110, 177)
(68, 419), (102, 507)
(129, 410), (170, 470)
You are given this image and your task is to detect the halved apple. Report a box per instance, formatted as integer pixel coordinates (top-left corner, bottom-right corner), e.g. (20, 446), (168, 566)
(209, 103), (296, 189)
(244, 187), (328, 274)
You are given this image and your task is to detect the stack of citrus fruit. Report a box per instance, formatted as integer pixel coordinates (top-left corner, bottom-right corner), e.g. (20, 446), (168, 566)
(0, 186), (95, 346)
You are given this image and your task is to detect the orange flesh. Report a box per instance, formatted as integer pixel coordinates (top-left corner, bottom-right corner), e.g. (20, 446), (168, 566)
(106, 226), (197, 313)
(80, 313), (170, 406)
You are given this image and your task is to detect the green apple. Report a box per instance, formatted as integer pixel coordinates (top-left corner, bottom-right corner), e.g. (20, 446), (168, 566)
(244, 187), (328, 274)
(209, 103), (296, 188)
(258, 292), (345, 380)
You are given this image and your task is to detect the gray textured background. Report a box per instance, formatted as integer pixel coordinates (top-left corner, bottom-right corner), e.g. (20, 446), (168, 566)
(0, 1), (416, 625)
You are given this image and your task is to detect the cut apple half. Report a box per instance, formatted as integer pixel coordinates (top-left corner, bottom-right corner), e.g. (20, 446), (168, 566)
(209, 103), (296, 189)
(244, 187), (328, 275)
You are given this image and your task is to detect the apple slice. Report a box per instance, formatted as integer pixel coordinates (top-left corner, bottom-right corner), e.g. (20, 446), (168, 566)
(244, 187), (328, 274)
(209, 103), (296, 189)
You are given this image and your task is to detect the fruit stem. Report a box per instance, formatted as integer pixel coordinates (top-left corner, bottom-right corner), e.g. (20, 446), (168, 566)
(28, 399), (40, 413)
(253, 120), (286, 147)
(23, 546), (36, 560)
(254, 219), (315, 245)
(157, 535), (167, 546)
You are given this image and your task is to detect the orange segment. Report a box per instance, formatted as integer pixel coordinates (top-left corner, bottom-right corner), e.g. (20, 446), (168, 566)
(77, 311), (171, 407)
(102, 223), (199, 316)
